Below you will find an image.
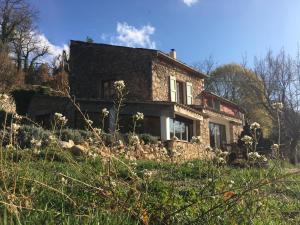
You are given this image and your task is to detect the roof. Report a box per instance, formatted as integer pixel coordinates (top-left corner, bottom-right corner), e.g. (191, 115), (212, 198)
(69, 40), (207, 79)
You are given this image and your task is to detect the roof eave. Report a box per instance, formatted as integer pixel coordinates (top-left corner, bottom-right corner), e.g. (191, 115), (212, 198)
(157, 51), (208, 79)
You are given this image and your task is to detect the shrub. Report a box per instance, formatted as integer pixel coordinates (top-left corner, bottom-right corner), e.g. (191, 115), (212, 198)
(57, 129), (91, 143)
(138, 133), (159, 144)
(16, 125), (52, 148)
(102, 132), (126, 146)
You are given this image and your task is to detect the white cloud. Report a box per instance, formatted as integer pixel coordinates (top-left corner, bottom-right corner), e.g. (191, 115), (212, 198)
(109, 22), (156, 49)
(36, 33), (69, 62)
(182, 0), (199, 7)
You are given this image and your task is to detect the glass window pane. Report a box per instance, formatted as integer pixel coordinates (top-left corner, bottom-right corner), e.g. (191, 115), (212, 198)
(175, 121), (181, 139)
(170, 119), (174, 138)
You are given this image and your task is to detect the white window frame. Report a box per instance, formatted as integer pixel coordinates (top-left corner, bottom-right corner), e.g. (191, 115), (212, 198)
(170, 76), (177, 102)
(186, 82), (193, 105)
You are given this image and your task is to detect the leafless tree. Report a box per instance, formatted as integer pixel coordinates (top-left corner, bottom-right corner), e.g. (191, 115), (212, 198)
(12, 28), (49, 72)
(254, 49), (300, 164)
(0, 0), (36, 45)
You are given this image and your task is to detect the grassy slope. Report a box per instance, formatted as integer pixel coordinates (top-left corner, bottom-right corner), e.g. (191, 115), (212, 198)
(0, 147), (300, 225)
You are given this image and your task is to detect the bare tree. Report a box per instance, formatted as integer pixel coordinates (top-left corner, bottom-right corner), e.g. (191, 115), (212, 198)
(254, 49), (300, 164)
(12, 28), (49, 73)
(194, 55), (217, 76)
(0, 0), (36, 45)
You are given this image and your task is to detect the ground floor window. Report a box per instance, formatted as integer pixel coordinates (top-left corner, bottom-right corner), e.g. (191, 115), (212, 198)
(209, 122), (226, 149)
(169, 116), (193, 141)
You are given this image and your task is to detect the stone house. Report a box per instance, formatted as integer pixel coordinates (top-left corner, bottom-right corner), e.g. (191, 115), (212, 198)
(28, 40), (244, 150)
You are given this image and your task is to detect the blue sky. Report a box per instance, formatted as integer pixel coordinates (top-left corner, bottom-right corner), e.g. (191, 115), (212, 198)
(29, 0), (300, 67)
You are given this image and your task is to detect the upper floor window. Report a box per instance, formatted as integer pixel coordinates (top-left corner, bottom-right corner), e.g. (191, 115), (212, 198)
(170, 76), (193, 105)
(207, 98), (220, 111)
(102, 80), (115, 99)
(176, 81), (184, 104)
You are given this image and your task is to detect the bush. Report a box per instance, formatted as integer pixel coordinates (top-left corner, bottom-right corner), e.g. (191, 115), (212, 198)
(138, 133), (159, 144)
(57, 129), (92, 143)
(102, 132), (126, 146)
(16, 125), (52, 148)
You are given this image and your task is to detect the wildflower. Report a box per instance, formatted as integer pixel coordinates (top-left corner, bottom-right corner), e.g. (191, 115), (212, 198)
(172, 136), (179, 141)
(61, 177), (68, 185)
(208, 178), (213, 182)
(241, 135), (253, 145)
(250, 122), (260, 130)
(0, 94), (16, 113)
(114, 80), (125, 92)
(86, 119), (93, 125)
(205, 146), (213, 151)
(191, 136), (202, 144)
(30, 138), (42, 148)
(129, 134), (140, 145)
(49, 135), (56, 143)
(217, 157), (226, 165)
(143, 169), (153, 179)
(102, 108), (109, 117)
(11, 123), (21, 133)
(257, 201), (263, 207)
(94, 128), (102, 135)
(110, 181), (117, 187)
(272, 102), (283, 110)
(54, 112), (68, 125)
(271, 144), (279, 152)
(219, 151), (229, 158)
(5, 144), (14, 150)
(129, 161), (137, 168)
(54, 112), (63, 117)
(187, 162), (194, 167)
(33, 148), (41, 155)
(133, 112), (144, 121)
(161, 147), (168, 155)
(13, 114), (22, 121)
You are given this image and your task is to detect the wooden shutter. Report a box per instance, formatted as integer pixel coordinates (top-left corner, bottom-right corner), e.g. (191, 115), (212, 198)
(186, 82), (193, 105)
(170, 76), (177, 102)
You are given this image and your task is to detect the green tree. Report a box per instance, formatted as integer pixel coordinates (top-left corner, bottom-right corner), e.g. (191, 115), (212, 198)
(207, 63), (274, 136)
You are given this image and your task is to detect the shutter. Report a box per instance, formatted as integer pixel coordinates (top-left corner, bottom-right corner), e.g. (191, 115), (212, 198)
(186, 82), (193, 105)
(170, 76), (177, 102)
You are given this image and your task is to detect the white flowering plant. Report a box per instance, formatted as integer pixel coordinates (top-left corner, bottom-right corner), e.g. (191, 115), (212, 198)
(191, 136), (202, 144)
(132, 112), (144, 133)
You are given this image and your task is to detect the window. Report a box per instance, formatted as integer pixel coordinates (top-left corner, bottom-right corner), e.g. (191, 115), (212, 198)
(169, 116), (193, 141)
(207, 98), (220, 111)
(102, 80), (115, 99)
(176, 81), (184, 104)
(209, 122), (226, 149)
(170, 76), (177, 102)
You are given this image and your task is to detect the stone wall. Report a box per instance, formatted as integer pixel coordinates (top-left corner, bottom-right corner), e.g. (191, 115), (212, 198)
(201, 117), (210, 147)
(69, 41), (154, 101)
(151, 58), (204, 104)
(229, 122), (243, 143)
(166, 140), (214, 161)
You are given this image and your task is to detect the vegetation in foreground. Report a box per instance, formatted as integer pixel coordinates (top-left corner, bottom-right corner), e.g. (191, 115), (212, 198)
(0, 146), (300, 225)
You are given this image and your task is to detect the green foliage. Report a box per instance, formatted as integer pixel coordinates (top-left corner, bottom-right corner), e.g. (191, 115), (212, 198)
(138, 133), (159, 144)
(208, 63), (274, 136)
(16, 125), (52, 148)
(57, 129), (92, 143)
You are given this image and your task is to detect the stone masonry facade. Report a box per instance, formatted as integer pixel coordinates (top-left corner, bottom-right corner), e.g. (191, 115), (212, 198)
(28, 41), (245, 160)
(151, 57), (204, 104)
